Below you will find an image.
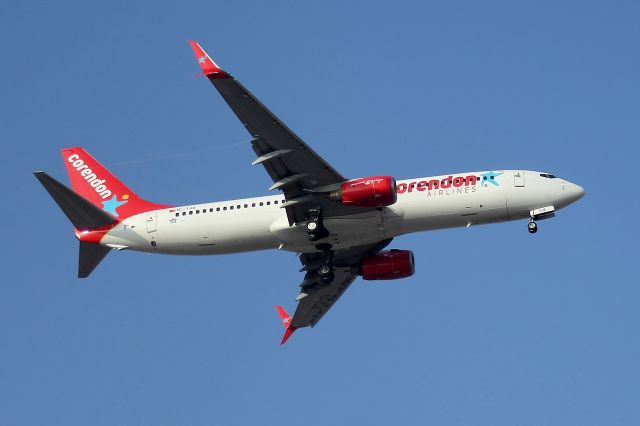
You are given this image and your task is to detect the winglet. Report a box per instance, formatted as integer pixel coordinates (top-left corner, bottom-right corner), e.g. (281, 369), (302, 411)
(275, 306), (297, 345)
(187, 40), (230, 79)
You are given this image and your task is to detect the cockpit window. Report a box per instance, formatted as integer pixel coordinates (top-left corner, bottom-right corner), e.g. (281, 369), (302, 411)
(540, 173), (558, 179)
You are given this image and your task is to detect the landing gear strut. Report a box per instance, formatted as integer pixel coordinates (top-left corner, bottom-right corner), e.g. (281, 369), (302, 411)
(306, 207), (329, 241)
(316, 243), (335, 284)
(528, 219), (538, 234)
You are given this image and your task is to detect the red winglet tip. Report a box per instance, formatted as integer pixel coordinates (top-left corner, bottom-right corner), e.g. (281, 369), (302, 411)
(275, 306), (296, 344)
(275, 306), (289, 323)
(280, 327), (296, 345)
(187, 40), (229, 78)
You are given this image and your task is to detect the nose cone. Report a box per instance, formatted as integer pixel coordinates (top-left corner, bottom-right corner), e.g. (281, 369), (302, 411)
(565, 182), (585, 205)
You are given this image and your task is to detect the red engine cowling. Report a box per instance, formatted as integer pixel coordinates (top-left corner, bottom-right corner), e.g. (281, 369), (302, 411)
(361, 250), (415, 280)
(330, 176), (397, 207)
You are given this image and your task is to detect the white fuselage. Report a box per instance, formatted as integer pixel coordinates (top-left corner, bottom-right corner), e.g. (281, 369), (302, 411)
(98, 170), (584, 255)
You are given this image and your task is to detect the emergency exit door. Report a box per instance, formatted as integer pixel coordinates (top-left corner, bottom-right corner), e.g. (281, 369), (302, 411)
(513, 170), (525, 187)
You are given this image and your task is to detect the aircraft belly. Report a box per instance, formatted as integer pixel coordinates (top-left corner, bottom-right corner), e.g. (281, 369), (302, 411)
(192, 213), (280, 254)
(271, 211), (387, 253)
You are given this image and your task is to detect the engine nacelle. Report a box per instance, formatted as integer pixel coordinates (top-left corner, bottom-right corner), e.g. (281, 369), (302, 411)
(361, 249), (415, 280)
(330, 176), (397, 208)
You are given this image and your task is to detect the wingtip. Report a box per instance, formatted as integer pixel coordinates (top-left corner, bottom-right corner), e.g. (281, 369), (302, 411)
(275, 305), (296, 344)
(187, 39), (229, 78)
(275, 305), (290, 322)
(280, 327), (296, 345)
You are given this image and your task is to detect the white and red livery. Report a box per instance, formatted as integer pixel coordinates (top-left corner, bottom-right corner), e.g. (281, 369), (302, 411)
(35, 41), (584, 344)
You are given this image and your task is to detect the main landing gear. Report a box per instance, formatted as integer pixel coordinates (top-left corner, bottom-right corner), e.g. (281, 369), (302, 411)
(306, 207), (329, 241)
(316, 243), (335, 284)
(528, 219), (538, 234)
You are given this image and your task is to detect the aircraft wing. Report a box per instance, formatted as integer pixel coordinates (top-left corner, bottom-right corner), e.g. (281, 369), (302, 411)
(275, 239), (392, 343)
(291, 266), (358, 329)
(188, 40), (373, 224)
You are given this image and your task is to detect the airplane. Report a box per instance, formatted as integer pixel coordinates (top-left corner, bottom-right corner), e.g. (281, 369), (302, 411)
(34, 40), (585, 344)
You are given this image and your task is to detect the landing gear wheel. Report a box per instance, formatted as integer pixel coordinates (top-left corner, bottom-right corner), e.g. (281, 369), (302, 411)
(318, 264), (335, 284)
(305, 209), (329, 241)
(528, 221), (538, 234)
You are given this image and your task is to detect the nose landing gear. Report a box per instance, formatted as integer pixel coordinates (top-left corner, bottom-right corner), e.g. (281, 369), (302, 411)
(527, 206), (555, 234)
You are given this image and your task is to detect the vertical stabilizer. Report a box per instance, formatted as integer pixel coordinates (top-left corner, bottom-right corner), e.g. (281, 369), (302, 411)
(61, 147), (168, 219)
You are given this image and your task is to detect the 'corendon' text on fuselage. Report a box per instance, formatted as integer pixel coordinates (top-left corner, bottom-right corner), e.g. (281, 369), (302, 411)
(397, 174), (479, 197)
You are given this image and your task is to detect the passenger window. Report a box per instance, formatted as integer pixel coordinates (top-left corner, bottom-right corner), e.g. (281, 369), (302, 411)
(267, 201), (271, 205)
(230, 206), (234, 210)
(237, 205), (241, 209)
(260, 202), (264, 206)
(209, 208), (213, 212)
(189, 211), (193, 215)
(216, 207), (220, 211)
(175, 213), (179, 217)
(223, 207), (227, 211)
(182, 212), (186, 216)
(244, 204), (248, 208)
(252, 203), (256, 207)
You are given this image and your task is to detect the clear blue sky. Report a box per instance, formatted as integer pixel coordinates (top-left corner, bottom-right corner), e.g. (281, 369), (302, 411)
(2, 1), (639, 425)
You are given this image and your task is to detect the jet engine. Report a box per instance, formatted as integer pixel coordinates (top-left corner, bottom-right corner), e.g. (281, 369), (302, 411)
(360, 249), (415, 280)
(330, 176), (397, 208)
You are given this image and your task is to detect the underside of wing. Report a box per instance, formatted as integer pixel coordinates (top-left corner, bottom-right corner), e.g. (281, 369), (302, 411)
(187, 40), (380, 224)
(291, 266), (358, 329)
(278, 239), (393, 342)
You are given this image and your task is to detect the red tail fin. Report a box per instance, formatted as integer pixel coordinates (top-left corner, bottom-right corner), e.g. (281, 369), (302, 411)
(275, 306), (296, 345)
(61, 147), (168, 220)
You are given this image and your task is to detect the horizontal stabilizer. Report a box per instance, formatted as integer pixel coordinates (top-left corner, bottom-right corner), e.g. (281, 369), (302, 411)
(34, 172), (115, 230)
(78, 241), (111, 278)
